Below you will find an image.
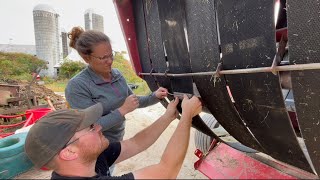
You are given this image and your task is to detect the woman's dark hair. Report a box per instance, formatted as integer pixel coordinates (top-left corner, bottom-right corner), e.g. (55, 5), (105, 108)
(68, 26), (110, 55)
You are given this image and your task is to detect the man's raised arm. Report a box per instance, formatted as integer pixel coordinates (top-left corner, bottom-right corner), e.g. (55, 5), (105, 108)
(115, 97), (179, 164)
(133, 95), (202, 179)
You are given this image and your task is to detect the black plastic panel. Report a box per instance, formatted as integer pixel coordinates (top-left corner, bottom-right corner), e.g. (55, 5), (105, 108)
(287, 0), (320, 174)
(185, 0), (263, 152)
(132, 0), (158, 91)
(140, 0), (215, 137)
(218, 0), (312, 172)
(157, 0), (193, 93)
(143, 0), (173, 93)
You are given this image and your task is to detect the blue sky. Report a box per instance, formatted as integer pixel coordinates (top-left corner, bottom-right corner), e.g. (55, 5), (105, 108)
(0, 0), (127, 51)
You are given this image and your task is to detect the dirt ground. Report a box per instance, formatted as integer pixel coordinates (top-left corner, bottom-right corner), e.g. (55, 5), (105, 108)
(15, 103), (207, 179)
(0, 82), (66, 113)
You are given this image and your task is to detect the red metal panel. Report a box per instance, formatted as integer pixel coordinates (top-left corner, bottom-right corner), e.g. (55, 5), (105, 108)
(195, 143), (297, 179)
(113, 0), (143, 77)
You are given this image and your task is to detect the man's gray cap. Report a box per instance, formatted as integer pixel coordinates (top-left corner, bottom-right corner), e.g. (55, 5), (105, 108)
(25, 103), (103, 168)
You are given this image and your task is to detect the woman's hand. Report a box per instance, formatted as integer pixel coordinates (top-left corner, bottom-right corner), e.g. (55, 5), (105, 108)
(118, 94), (139, 116)
(163, 97), (179, 121)
(155, 87), (168, 99)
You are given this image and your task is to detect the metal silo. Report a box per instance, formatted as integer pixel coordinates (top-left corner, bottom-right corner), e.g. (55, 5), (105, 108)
(33, 4), (61, 77)
(61, 28), (70, 59)
(84, 9), (104, 32)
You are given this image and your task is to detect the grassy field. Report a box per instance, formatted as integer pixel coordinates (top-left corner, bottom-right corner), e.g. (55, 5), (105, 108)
(44, 78), (151, 95)
(44, 80), (68, 92)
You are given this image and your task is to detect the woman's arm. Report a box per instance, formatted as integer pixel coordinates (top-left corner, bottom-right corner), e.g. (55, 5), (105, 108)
(128, 87), (168, 108)
(65, 79), (125, 131)
(65, 79), (97, 109)
(137, 92), (159, 108)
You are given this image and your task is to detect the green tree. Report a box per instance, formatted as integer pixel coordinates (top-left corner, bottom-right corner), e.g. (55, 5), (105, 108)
(0, 52), (47, 82)
(112, 51), (151, 95)
(113, 51), (142, 83)
(59, 60), (86, 79)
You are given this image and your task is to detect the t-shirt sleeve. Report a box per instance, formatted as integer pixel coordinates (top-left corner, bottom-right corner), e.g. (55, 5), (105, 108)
(105, 173), (135, 180)
(102, 142), (121, 166)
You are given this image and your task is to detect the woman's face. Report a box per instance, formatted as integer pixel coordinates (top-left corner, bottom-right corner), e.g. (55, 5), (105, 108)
(86, 42), (114, 76)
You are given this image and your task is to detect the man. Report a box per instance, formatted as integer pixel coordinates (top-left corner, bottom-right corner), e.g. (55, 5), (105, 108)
(25, 95), (202, 179)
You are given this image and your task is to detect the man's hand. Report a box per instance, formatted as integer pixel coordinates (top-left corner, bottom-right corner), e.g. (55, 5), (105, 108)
(131, 95), (202, 179)
(163, 97), (179, 121)
(118, 94), (139, 116)
(116, 98), (178, 165)
(154, 87), (168, 99)
(181, 95), (202, 120)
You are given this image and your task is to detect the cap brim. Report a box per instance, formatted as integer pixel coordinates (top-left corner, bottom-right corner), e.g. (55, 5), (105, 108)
(78, 103), (103, 131)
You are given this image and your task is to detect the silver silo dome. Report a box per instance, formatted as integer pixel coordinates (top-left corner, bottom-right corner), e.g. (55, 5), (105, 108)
(33, 4), (61, 77)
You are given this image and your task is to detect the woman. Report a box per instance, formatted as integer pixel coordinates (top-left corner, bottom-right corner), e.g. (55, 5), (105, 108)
(65, 27), (168, 143)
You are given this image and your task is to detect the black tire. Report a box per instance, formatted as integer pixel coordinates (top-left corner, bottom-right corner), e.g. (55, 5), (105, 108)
(194, 113), (219, 153)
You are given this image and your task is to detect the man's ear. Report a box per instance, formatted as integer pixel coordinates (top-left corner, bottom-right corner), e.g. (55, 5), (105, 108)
(59, 147), (78, 161)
